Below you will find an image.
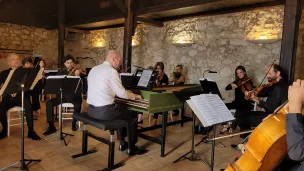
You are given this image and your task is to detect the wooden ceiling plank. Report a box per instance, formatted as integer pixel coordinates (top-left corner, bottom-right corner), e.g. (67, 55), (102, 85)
(136, 17), (164, 27)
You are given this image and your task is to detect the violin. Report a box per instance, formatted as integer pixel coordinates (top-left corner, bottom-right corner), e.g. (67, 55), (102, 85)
(68, 64), (80, 76)
(157, 72), (164, 81)
(245, 79), (276, 100)
(245, 60), (276, 100)
(236, 77), (253, 93)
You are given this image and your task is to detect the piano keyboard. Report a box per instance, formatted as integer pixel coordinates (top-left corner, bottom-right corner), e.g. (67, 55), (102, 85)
(114, 97), (149, 110)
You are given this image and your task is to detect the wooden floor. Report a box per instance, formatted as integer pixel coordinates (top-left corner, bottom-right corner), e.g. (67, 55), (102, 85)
(0, 100), (243, 171)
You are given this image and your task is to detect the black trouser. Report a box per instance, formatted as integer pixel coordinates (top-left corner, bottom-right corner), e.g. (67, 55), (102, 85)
(0, 94), (34, 133)
(153, 112), (161, 119)
(46, 94), (82, 126)
(231, 109), (251, 130)
(88, 103), (138, 147)
(245, 111), (269, 127)
(278, 157), (302, 171)
(30, 90), (40, 112)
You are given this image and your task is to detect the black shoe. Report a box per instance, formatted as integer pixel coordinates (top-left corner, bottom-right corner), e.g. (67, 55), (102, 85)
(43, 125), (57, 136)
(231, 144), (238, 150)
(119, 143), (128, 151)
(0, 131), (7, 139)
(72, 125), (78, 131)
(126, 146), (148, 156)
(28, 130), (41, 140)
(138, 120), (143, 124)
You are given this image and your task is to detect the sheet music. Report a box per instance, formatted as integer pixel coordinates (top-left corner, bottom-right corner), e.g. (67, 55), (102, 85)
(189, 94), (234, 127)
(0, 69), (15, 96)
(137, 70), (153, 87)
(30, 68), (44, 90)
(47, 75), (65, 79)
(199, 77), (215, 82)
(44, 70), (58, 73)
(67, 76), (80, 79)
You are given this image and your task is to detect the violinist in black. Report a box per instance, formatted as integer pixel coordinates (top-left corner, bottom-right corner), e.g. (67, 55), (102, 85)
(152, 62), (169, 126)
(43, 55), (82, 136)
(219, 66), (253, 135)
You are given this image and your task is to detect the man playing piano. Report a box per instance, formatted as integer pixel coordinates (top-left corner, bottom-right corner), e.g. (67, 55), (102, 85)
(87, 50), (147, 155)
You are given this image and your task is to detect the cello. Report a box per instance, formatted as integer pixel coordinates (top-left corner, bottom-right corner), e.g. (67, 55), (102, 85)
(224, 101), (304, 171)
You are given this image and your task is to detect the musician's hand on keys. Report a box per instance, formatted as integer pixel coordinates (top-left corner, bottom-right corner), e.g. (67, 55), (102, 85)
(231, 83), (237, 90)
(11, 93), (17, 97)
(135, 94), (142, 100)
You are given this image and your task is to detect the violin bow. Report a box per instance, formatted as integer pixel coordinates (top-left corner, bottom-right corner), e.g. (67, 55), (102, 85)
(257, 60), (276, 87)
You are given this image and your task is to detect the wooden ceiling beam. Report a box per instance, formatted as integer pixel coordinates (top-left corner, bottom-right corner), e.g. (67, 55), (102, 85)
(66, 13), (124, 27)
(136, 0), (223, 15)
(66, 27), (89, 33)
(156, 0), (286, 22)
(136, 17), (163, 27)
(81, 23), (125, 31)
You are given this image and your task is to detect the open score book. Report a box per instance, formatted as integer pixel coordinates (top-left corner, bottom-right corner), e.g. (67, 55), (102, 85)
(187, 94), (235, 127)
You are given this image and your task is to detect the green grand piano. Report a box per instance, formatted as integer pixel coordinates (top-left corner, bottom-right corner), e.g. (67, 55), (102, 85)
(115, 84), (202, 157)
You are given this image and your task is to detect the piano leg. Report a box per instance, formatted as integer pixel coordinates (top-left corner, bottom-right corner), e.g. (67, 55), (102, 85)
(161, 111), (168, 157)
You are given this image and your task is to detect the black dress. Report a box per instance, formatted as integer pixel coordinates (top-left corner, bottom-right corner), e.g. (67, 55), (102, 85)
(153, 73), (169, 119)
(225, 80), (253, 131)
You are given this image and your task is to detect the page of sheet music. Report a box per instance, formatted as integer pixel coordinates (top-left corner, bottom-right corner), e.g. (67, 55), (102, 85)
(190, 95), (219, 126)
(47, 75), (66, 79)
(137, 70), (153, 87)
(189, 94), (234, 127)
(205, 94), (235, 123)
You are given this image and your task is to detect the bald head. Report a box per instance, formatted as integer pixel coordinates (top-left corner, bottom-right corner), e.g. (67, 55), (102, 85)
(7, 53), (20, 69)
(106, 50), (122, 70)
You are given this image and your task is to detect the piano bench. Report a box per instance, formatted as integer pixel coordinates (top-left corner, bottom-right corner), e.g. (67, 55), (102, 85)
(72, 112), (127, 171)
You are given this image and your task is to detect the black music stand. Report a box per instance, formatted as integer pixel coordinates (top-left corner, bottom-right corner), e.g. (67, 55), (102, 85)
(195, 79), (225, 148)
(173, 110), (210, 167)
(43, 76), (81, 146)
(0, 68), (41, 171)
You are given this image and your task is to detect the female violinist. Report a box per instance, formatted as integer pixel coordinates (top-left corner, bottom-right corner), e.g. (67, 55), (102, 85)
(219, 66), (253, 136)
(152, 62), (169, 125)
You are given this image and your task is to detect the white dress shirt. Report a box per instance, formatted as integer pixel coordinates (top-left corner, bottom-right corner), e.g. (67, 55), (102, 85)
(87, 61), (135, 107)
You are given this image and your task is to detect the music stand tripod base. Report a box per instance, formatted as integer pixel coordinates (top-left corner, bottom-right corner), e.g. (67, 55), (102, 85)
(0, 84), (41, 171)
(44, 87), (74, 146)
(173, 113), (211, 168)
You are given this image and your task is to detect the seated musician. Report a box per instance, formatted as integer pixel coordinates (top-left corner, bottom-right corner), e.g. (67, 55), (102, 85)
(246, 64), (288, 127)
(43, 55), (82, 135)
(22, 57), (41, 120)
(219, 66), (253, 136)
(152, 62), (169, 126)
(172, 64), (185, 116)
(278, 79), (304, 171)
(0, 54), (40, 140)
(87, 50), (147, 155)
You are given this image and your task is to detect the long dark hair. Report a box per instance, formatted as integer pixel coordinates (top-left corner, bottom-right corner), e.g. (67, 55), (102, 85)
(235, 65), (247, 80)
(154, 62), (165, 71)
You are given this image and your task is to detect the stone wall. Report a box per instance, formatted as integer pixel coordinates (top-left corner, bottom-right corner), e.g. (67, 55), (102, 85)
(66, 6), (287, 102)
(1, 6), (303, 102)
(0, 22), (58, 69)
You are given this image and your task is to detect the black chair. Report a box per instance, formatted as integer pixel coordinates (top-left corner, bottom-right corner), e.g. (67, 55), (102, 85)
(72, 112), (127, 171)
